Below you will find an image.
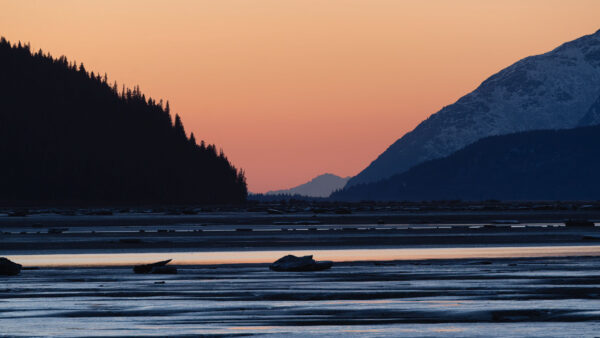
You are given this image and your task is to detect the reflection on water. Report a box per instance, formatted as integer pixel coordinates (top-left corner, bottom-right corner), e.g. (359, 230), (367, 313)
(7, 245), (600, 267)
(433, 327), (464, 333)
(323, 300), (394, 305)
(228, 326), (277, 330)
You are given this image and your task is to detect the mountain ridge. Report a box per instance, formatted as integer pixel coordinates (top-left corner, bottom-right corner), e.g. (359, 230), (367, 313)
(347, 29), (600, 187)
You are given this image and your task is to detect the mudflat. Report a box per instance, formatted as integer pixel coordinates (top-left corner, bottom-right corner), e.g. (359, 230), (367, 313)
(2, 208), (600, 337)
(0, 208), (599, 253)
(2, 256), (600, 337)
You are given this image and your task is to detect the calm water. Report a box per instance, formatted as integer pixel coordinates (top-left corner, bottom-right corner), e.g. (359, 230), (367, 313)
(6, 244), (600, 267)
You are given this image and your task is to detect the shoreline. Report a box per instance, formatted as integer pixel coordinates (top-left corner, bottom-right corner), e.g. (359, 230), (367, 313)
(1, 207), (600, 228)
(2, 224), (599, 252)
(2, 210), (600, 268)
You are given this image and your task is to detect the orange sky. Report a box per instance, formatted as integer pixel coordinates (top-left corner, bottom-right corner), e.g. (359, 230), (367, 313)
(1, 1), (599, 192)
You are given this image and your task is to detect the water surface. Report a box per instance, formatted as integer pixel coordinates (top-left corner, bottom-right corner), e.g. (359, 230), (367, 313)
(8, 244), (600, 267)
(2, 256), (599, 337)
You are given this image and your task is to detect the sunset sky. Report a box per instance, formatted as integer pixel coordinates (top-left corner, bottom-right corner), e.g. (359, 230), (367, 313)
(2, 1), (599, 192)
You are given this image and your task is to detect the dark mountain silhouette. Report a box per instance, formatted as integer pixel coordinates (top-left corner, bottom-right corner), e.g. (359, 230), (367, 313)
(331, 124), (600, 201)
(266, 173), (350, 198)
(0, 38), (247, 205)
(348, 29), (600, 187)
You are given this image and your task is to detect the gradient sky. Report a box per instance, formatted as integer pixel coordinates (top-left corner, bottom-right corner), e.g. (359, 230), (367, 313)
(1, 1), (599, 192)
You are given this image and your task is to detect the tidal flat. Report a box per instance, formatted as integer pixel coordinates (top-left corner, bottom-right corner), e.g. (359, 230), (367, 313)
(2, 256), (600, 337)
(1, 208), (600, 336)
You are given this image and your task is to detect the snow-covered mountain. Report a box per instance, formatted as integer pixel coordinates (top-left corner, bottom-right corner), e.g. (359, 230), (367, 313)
(347, 29), (600, 187)
(266, 173), (350, 198)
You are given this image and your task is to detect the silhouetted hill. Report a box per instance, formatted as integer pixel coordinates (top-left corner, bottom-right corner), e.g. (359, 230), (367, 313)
(266, 173), (350, 197)
(348, 29), (600, 187)
(332, 125), (600, 201)
(0, 38), (247, 205)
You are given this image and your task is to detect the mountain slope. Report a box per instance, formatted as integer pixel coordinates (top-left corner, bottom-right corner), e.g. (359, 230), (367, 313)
(0, 38), (247, 205)
(266, 173), (350, 197)
(332, 124), (600, 201)
(578, 94), (600, 125)
(348, 29), (600, 187)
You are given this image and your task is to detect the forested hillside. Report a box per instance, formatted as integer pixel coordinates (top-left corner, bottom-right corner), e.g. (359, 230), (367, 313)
(0, 38), (247, 205)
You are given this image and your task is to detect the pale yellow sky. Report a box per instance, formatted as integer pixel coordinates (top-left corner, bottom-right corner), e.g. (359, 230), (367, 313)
(1, 0), (599, 192)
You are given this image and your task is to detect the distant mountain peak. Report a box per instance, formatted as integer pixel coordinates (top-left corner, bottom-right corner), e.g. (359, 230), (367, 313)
(347, 29), (600, 187)
(266, 173), (350, 198)
(311, 173), (344, 180)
